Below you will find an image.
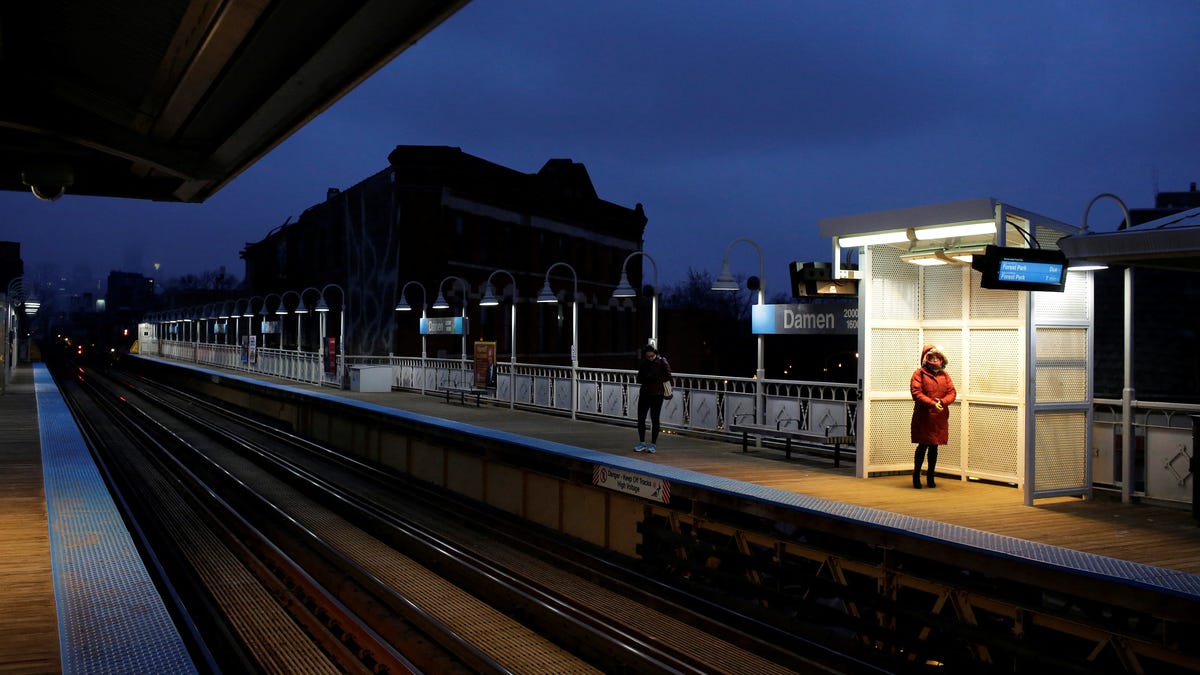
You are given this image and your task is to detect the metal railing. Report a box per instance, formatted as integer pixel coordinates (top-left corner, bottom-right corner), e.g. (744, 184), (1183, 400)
(139, 335), (1197, 508)
(140, 335), (858, 453)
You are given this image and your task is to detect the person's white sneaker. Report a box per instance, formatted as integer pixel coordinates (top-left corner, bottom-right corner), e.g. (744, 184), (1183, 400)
(647, 444), (657, 454)
(634, 442), (647, 452)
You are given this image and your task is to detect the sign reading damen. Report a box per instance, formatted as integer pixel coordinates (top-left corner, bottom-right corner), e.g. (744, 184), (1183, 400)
(751, 302), (857, 335)
(420, 317), (469, 335)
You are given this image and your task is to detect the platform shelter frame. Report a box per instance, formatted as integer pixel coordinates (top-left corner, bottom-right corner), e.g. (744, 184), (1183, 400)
(821, 198), (1093, 505)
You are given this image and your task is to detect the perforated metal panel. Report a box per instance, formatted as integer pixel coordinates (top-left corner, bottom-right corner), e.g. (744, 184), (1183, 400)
(969, 270), (1021, 319)
(1035, 328), (1088, 402)
(922, 266), (962, 320)
(967, 403), (1019, 477)
(1035, 271), (1090, 320)
(868, 328), (920, 393)
(867, 399), (916, 467)
(1033, 411), (1088, 491)
(868, 246), (919, 320)
(969, 329), (1021, 397)
(922, 330), (963, 375)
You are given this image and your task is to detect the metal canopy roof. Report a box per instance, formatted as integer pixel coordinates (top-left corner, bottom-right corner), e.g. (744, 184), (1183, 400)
(1058, 206), (1200, 272)
(0, 0), (468, 203)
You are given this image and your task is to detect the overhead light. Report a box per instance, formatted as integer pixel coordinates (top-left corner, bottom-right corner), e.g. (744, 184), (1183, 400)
(295, 300), (308, 314)
(900, 251), (949, 266)
(479, 285), (500, 306)
(914, 221), (995, 240)
(711, 261), (740, 291)
(837, 230), (911, 248)
(536, 281), (559, 303)
(432, 291), (450, 310)
(613, 271), (637, 298)
(1068, 260), (1108, 271)
(394, 299), (411, 311)
(901, 246), (986, 267)
(314, 298), (330, 313)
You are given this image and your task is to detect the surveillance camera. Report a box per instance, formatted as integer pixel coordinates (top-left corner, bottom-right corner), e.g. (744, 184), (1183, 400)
(21, 166), (74, 202)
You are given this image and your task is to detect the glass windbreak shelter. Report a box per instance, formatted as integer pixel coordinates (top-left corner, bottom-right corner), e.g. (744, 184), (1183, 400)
(819, 198), (1091, 505)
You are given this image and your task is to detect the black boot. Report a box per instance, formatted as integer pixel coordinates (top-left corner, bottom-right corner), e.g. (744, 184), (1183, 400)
(926, 446), (938, 488)
(912, 469), (922, 489)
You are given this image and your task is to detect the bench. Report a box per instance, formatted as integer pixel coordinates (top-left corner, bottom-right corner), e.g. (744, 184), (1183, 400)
(439, 386), (489, 407)
(728, 421), (855, 468)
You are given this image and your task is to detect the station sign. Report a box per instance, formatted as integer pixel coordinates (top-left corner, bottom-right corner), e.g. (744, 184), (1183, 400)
(420, 317), (469, 335)
(751, 302), (857, 335)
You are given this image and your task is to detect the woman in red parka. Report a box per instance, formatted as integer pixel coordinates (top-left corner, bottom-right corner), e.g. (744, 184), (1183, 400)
(910, 345), (956, 489)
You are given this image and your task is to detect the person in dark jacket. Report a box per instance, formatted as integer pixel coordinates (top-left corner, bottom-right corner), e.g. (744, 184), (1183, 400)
(911, 344), (956, 488)
(634, 344), (672, 454)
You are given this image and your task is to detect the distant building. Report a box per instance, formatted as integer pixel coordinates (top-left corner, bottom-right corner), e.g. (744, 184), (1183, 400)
(240, 146), (649, 364)
(0, 240), (23, 291)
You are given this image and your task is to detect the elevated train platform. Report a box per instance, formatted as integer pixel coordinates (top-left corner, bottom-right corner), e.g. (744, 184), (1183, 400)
(3, 356), (1198, 672)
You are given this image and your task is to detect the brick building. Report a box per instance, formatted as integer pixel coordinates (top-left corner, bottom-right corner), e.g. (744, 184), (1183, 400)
(240, 146), (649, 366)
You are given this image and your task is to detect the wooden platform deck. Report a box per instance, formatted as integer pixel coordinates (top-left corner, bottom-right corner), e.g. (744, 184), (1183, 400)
(339, 385), (1200, 578)
(0, 365), (60, 674)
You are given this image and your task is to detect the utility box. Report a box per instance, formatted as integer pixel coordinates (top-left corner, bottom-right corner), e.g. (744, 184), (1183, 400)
(349, 365), (392, 393)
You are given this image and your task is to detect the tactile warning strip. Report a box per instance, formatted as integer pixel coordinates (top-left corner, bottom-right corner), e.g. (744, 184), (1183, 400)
(35, 365), (197, 674)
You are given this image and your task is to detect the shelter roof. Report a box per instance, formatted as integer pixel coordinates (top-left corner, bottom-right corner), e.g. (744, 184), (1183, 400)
(0, 1), (467, 203)
(1058, 206), (1200, 272)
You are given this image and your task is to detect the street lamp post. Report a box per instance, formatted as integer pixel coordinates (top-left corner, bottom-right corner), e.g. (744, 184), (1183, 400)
(296, 287), (320, 353)
(538, 262), (579, 420)
(232, 298), (249, 352)
(242, 296), (262, 367)
(1082, 193), (1134, 504)
(217, 302), (232, 346)
(433, 276), (471, 375)
(395, 281), (428, 394)
(279, 290), (303, 351)
(262, 293), (284, 349)
(712, 237), (767, 425)
(316, 284), (347, 387)
(613, 251), (660, 350)
(481, 269), (518, 409)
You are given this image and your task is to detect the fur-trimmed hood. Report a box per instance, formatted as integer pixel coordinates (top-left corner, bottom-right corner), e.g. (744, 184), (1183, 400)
(921, 344), (948, 370)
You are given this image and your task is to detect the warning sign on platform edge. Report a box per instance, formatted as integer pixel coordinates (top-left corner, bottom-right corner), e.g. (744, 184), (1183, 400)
(593, 465), (671, 504)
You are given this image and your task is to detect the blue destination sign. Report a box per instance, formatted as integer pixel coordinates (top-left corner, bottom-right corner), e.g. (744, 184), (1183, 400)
(997, 258), (1064, 285)
(420, 317), (469, 335)
(751, 303), (857, 335)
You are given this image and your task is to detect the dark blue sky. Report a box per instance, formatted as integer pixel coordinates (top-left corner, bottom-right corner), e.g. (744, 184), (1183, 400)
(3, 0), (1198, 296)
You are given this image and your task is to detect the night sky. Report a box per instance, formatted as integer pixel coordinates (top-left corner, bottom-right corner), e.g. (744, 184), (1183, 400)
(3, 0), (1197, 297)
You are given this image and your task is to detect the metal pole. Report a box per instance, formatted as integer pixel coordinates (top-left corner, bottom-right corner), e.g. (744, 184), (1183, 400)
(1122, 267), (1135, 503)
(509, 301), (516, 409)
(571, 297), (578, 420)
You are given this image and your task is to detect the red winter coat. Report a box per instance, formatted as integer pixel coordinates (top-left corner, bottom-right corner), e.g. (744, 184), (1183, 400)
(910, 348), (956, 445)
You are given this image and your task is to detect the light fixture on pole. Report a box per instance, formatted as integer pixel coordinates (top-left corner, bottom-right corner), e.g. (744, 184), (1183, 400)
(482, 269), (519, 409)
(280, 290), (303, 351)
(262, 293), (283, 349)
(435, 276), (471, 371)
(538, 262), (579, 420)
(396, 281), (428, 394)
(613, 251), (660, 349)
(319, 284), (347, 387)
(712, 237), (767, 425)
(1082, 193), (1134, 505)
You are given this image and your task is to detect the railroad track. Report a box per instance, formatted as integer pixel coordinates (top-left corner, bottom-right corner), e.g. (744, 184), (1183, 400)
(55, 361), (884, 674)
